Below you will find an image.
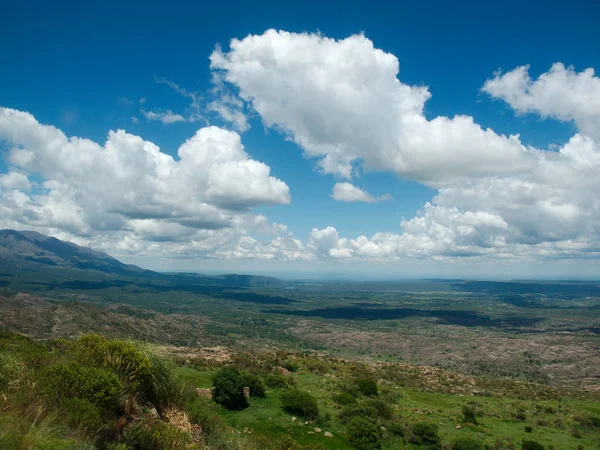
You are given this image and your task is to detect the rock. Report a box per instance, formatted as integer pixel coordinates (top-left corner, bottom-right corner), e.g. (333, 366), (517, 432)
(277, 366), (291, 376)
(305, 421), (309, 425)
(243, 386), (250, 399)
(308, 431), (315, 434)
(292, 417), (297, 422)
(196, 388), (213, 400)
(314, 427), (322, 433)
(455, 425), (461, 429)
(324, 431), (333, 438)
(149, 407), (159, 418)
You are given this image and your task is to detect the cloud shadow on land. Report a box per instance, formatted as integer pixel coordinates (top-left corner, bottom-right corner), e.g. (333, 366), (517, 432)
(265, 306), (543, 328)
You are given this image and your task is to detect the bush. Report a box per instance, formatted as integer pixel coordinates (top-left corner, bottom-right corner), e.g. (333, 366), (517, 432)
(39, 363), (121, 409)
(242, 372), (266, 398)
(346, 416), (382, 450)
(71, 334), (179, 410)
(524, 425), (533, 433)
(408, 423), (441, 448)
(364, 399), (393, 420)
(280, 389), (319, 419)
(61, 397), (103, 433)
(452, 437), (483, 450)
(186, 396), (225, 439)
(265, 373), (288, 388)
(387, 421), (405, 437)
(522, 441), (545, 450)
(212, 368), (248, 410)
(339, 403), (378, 425)
(283, 360), (299, 372)
(333, 391), (357, 406)
(0, 348), (25, 392)
(124, 417), (193, 450)
(462, 404), (478, 425)
(355, 377), (379, 396)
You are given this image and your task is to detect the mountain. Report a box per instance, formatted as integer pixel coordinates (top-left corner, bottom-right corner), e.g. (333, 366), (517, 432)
(0, 229), (285, 296)
(0, 229), (147, 275)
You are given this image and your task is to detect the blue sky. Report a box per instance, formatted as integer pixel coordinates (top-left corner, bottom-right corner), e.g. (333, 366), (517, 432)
(0, 0), (599, 278)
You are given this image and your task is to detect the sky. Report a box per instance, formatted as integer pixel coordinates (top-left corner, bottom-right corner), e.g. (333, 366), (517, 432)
(0, 0), (599, 279)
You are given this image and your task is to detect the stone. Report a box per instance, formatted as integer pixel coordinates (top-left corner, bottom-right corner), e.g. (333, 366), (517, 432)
(292, 417), (297, 422)
(314, 427), (322, 433)
(324, 431), (333, 438)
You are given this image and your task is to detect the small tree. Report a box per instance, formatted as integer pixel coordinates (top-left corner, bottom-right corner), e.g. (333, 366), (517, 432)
(522, 441), (545, 450)
(280, 389), (319, 419)
(212, 368), (248, 410)
(242, 372), (266, 398)
(355, 377), (379, 396)
(346, 416), (382, 450)
(409, 423), (441, 448)
(462, 404), (478, 425)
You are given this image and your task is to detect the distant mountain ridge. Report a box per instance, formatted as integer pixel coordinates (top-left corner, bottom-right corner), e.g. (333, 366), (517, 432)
(0, 229), (147, 275)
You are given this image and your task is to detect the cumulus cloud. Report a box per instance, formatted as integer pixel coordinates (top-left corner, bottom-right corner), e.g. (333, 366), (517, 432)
(331, 182), (391, 203)
(482, 63), (600, 141)
(210, 30), (534, 184)
(211, 30), (600, 263)
(0, 106), (296, 260)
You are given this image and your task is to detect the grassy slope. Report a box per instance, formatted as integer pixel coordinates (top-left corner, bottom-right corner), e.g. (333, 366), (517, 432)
(175, 364), (600, 449)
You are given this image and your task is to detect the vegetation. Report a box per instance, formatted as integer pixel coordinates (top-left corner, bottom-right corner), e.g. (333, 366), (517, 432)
(212, 367), (249, 410)
(280, 389), (319, 419)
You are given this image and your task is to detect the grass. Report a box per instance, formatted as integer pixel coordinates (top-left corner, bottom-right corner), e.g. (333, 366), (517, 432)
(175, 362), (600, 449)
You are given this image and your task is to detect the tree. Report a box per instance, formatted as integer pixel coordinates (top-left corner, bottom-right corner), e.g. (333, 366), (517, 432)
(280, 389), (319, 419)
(522, 441), (545, 450)
(355, 377), (379, 396)
(212, 368), (248, 410)
(346, 417), (382, 450)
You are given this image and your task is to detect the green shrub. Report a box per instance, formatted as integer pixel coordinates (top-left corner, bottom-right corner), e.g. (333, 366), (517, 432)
(71, 334), (179, 409)
(0, 348), (25, 392)
(524, 425), (533, 433)
(574, 415), (600, 428)
(61, 397), (103, 433)
(355, 377), (379, 396)
(387, 421), (405, 437)
(346, 416), (382, 450)
(338, 403), (378, 425)
(212, 368), (248, 410)
(451, 437), (483, 450)
(280, 389), (319, 419)
(124, 416), (193, 450)
(462, 404), (478, 425)
(333, 391), (357, 406)
(39, 363), (121, 409)
(283, 360), (299, 372)
(265, 373), (288, 388)
(522, 441), (545, 450)
(408, 423), (441, 448)
(143, 349), (181, 409)
(242, 372), (266, 398)
(364, 398), (393, 420)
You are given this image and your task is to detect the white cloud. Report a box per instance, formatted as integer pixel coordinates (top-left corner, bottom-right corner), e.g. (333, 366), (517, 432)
(210, 30), (534, 184)
(0, 172), (31, 191)
(482, 63), (600, 141)
(141, 108), (186, 124)
(331, 182), (391, 203)
(0, 106), (297, 260)
(211, 30), (600, 264)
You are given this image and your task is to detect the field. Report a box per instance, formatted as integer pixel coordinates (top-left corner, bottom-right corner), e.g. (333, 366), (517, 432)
(1, 261), (600, 448)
